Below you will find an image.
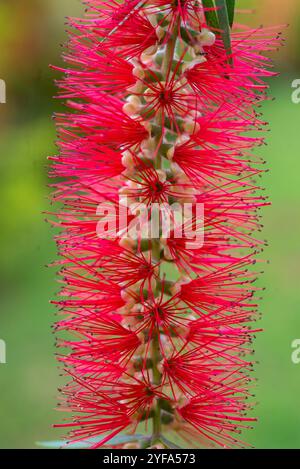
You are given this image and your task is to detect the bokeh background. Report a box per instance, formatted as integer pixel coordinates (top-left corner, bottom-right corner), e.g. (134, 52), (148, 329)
(0, 0), (300, 449)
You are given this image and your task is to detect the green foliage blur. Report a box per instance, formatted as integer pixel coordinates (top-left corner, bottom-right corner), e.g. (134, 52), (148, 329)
(0, 0), (300, 449)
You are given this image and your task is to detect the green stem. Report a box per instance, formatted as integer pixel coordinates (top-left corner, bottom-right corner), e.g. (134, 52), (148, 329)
(150, 17), (180, 445)
(151, 329), (161, 439)
(162, 21), (179, 76)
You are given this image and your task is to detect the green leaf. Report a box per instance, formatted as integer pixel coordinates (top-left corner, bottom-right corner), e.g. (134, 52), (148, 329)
(202, 0), (219, 31)
(226, 0), (236, 28)
(202, 1), (235, 64)
(215, 0), (233, 64)
(37, 434), (149, 449)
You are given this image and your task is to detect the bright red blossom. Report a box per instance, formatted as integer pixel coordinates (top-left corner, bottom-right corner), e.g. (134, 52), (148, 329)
(50, 0), (281, 449)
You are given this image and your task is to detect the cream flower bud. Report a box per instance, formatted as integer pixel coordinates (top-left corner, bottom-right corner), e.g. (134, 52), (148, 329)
(167, 146), (175, 160)
(187, 314), (197, 322)
(164, 245), (173, 261)
(182, 55), (207, 72)
(129, 95), (142, 107)
(156, 169), (167, 183)
(123, 443), (140, 449)
(187, 45), (197, 59)
(156, 361), (164, 374)
(129, 202), (142, 216)
(170, 282), (181, 296)
(156, 26), (165, 41)
(118, 186), (131, 196)
(143, 149), (155, 160)
(136, 332), (147, 348)
(197, 28), (216, 47)
(121, 151), (135, 169)
(141, 136), (157, 151)
(147, 14), (158, 27)
(118, 237), (136, 250)
(141, 120), (152, 133)
(141, 44), (158, 64)
(122, 102), (137, 117)
(173, 168), (188, 182)
(121, 289), (136, 307)
(170, 162), (182, 173)
(179, 195), (197, 204)
(123, 95), (142, 116)
(175, 134), (190, 146)
(177, 394), (190, 408)
(143, 44), (158, 56)
(183, 120), (200, 135)
(170, 276), (191, 295)
(127, 81), (144, 94)
(126, 179), (139, 189)
(144, 87), (154, 103)
(174, 323), (190, 339)
(132, 66), (145, 79)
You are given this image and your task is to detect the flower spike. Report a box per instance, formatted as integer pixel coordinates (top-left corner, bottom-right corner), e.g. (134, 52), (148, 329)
(50, 0), (281, 449)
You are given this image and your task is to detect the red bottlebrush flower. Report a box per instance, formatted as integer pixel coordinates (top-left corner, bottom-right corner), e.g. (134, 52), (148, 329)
(141, 71), (197, 132)
(56, 373), (133, 448)
(54, 44), (136, 96)
(51, 0), (281, 449)
(177, 392), (257, 448)
(55, 93), (149, 150)
(58, 316), (141, 369)
(49, 143), (125, 182)
(102, 10), (159, 59)
(145, 0), (204, 27)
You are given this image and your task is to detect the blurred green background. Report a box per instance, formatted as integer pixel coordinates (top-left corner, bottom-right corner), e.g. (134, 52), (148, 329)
(0, 0), (300, 449)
